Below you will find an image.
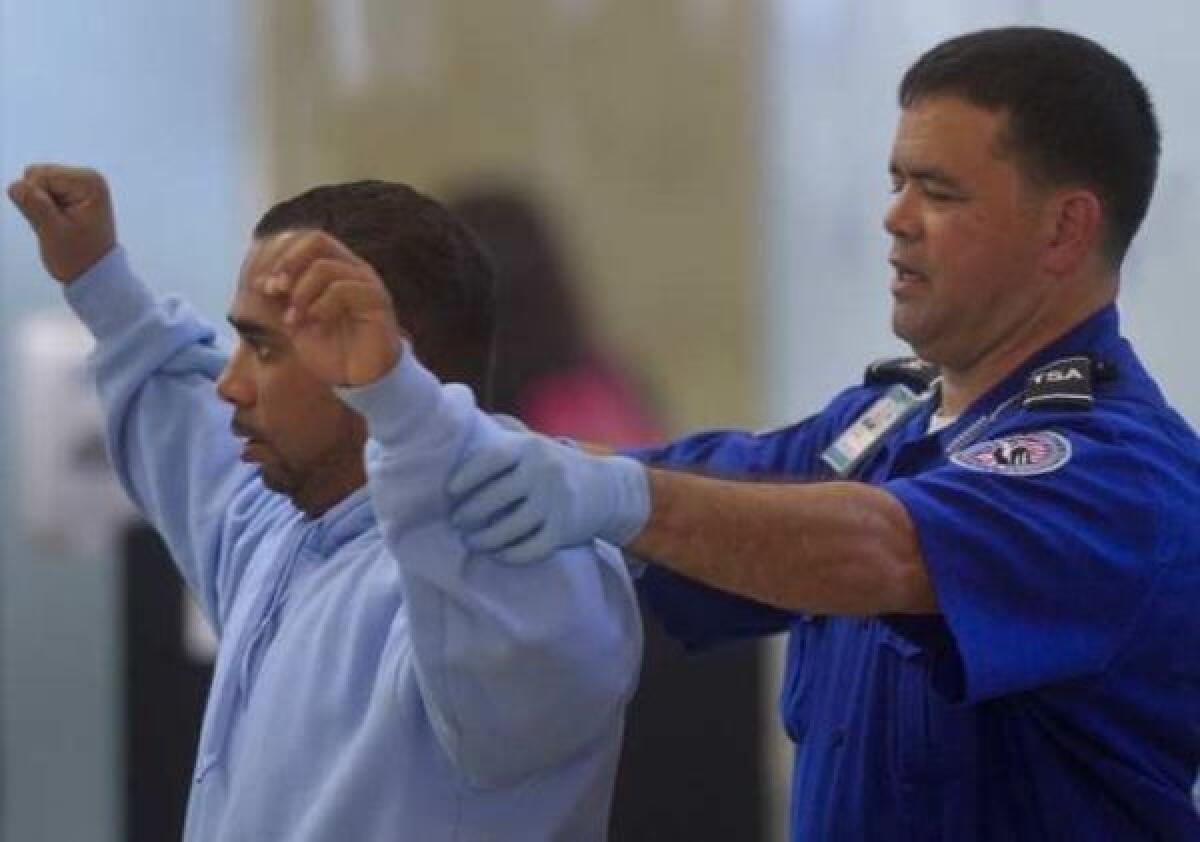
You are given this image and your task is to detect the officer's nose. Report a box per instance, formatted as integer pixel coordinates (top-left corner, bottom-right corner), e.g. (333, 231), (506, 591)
(883, 185), (920, 242)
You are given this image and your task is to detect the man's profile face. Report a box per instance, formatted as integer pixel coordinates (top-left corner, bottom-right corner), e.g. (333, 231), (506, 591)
(216, 233), (367, 514)
(884, 95), (1053, 370)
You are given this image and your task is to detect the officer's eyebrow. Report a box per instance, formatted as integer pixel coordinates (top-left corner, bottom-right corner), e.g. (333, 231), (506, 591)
(889, 161), (965, 191)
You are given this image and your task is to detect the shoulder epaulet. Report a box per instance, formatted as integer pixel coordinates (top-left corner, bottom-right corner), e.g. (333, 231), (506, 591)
(1023, 355), (1118, 410)
(863, 356), (939, 393)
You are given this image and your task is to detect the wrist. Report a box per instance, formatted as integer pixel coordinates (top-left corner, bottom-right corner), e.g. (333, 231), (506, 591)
(63, 246), (157, 340)
(336, 341), (444, 446)
(598, 455), (651, 546)
(57, 239), (117, 285)
(345, 331), (405, 388)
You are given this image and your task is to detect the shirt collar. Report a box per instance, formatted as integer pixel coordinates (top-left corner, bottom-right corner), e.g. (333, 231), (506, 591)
(304, 485), (375, 556)
(943, 303), (1120, 422)
(909, 303), (1123, 446)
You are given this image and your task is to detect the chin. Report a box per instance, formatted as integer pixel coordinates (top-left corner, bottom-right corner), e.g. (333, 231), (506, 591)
(258, 464), (298, 496)
(892, 305), (943, 352)
(891, 309), (919, 345)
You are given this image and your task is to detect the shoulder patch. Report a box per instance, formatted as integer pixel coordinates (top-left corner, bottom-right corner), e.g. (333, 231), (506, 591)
(949, 431), (1071, 477)
(1023, 355), (1096, 409)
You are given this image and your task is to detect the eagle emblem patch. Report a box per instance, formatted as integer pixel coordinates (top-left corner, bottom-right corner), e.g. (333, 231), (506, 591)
(949, 431), (1071, 477)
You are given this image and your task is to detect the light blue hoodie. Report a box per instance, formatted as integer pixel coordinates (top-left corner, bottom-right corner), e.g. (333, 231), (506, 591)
(66, 247), (642, 842)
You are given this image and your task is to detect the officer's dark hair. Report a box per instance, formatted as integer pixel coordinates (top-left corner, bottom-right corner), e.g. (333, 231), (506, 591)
(255, 180), (495, 405)
(899, 27), (1160, 265)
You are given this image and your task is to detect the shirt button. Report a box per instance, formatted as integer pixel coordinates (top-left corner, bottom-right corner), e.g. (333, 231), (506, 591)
(831, 728), (847, 749)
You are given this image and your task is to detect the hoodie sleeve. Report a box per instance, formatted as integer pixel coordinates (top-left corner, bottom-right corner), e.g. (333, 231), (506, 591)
(338, 347), (643, 788)
(64, 247), (271, 633)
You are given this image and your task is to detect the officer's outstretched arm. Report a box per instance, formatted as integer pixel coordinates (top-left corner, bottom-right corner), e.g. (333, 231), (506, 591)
(449, 436), (936, 616)
(634, 468), (935, 615)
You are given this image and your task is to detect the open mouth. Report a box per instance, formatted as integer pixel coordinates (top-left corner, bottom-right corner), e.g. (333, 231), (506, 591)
(889, 257), (927, 293)
(232, 422), (268, 463)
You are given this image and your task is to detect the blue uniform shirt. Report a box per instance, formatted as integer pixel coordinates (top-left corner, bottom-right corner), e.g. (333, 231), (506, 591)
(634, 305), (1200, 840)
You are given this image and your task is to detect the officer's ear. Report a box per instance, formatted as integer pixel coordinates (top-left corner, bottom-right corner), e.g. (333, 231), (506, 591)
(1040, 188), (1102, 278)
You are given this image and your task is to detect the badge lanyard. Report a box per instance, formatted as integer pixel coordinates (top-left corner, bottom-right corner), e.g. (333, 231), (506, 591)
(821, 384), (932, 478)
(821, 385), (1033, 480)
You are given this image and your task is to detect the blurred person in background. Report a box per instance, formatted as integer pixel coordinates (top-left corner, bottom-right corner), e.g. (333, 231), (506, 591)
(449, 187), (661, 447)
(8, 165), (641, 842)
(450, 186), (767, 841)
(445, 27), (1200, 840)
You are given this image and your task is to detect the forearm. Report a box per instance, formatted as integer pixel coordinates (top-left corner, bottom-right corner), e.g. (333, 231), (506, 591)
(630, 468), (937, 616)
(344, 352), (641, 786)
(67, 247), (253, 622)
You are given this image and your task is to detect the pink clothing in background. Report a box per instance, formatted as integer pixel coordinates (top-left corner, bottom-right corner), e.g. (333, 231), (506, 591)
(519, 365), (662, 448)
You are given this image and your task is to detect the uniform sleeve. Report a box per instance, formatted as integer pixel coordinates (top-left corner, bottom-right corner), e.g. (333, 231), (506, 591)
(626, 386), (877, 648)
(65, 247), (267, 633)
(338, 349), (642, 788)
(638, 566), (792, 650)
(885, 418), (1168, 702)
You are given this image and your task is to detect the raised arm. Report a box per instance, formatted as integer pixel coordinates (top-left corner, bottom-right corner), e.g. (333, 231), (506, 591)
(7, 165), (258, 627)
(447, 432), (937, 616)
(259, 232), (642, 786)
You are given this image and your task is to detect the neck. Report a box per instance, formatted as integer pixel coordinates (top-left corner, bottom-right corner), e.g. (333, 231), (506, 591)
(292, 450), (368, 518)
(295, 473), (366, 519)
(937, 281), (1115, 418)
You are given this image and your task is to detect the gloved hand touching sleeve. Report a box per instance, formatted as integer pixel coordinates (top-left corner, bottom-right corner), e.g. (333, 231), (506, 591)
(447, 431), (651, 565)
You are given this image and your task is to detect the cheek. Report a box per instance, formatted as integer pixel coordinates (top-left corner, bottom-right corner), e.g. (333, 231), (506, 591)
(283, 385), (357, 449)
(256, 360), (361, 446)
(257, 370), (319, 431)
(930, 211), (1012, 277)
(930, 208), (984, 255)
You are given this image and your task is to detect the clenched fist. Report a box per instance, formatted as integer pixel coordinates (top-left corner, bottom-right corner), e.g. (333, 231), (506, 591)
(7, 164), (117, 284)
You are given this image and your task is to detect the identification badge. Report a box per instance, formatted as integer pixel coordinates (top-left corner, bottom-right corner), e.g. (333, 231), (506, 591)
(821, 384), (925, 478)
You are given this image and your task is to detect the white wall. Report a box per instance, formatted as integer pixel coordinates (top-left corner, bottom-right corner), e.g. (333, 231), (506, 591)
(0, 2), (259, 838)
(764, 1), (1200, 426)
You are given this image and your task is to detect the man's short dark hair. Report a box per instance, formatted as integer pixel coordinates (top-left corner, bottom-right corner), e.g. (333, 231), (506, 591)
(899, 27), (1160, 265)
(254, 180), (496, 404)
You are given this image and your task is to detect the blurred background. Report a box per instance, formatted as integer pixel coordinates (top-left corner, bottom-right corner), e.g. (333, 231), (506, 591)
(2, 1), (1199, 840)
